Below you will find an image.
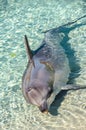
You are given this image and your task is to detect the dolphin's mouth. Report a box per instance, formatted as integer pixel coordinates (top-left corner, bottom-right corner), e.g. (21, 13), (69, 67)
(38, 101), (48, 113)
(39, 107), (48, 114)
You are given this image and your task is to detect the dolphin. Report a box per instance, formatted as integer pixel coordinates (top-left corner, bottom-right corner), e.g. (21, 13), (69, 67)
(22, 15), (86, 113)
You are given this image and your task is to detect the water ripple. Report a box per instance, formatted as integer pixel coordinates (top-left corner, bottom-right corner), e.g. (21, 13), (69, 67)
(0, 0), (86, 130)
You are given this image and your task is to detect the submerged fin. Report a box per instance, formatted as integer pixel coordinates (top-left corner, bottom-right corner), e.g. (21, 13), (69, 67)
(24, 35), (35, 67)
(61, 84), (86, 91)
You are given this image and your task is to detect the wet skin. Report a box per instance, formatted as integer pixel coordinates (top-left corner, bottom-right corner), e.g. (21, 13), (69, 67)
(22, 15), (86, 113)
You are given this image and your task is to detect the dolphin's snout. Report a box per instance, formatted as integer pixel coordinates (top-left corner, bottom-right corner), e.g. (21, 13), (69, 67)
(39, 101), (48, 113)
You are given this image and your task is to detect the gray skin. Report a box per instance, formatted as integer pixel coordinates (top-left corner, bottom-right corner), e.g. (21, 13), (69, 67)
(22, 32), (71, 113)
(22, 15), (86, 113)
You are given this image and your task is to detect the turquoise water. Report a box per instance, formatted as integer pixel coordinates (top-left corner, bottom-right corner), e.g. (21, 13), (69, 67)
(0, 0), (86, 130)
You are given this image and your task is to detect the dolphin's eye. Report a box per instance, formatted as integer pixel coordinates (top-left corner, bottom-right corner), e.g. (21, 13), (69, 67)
(47, 88), (53, 98)
(27, 87), (32, 92)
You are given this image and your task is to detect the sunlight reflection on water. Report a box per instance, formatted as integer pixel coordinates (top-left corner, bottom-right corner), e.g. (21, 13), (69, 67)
(0, 0), (86, 129)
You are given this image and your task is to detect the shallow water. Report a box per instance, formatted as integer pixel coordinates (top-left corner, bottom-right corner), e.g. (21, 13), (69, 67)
(0, 0), (86, 130)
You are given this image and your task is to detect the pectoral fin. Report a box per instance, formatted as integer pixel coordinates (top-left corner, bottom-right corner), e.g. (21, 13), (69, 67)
(24, 35), (35, 67)
(61, 84), (86, 91)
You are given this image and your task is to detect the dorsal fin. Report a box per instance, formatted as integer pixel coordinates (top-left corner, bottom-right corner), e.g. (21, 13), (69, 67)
(24, 35), (35, 67)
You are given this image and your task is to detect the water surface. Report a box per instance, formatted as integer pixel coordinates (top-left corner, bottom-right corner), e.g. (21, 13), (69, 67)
(0, 0), (86, 130)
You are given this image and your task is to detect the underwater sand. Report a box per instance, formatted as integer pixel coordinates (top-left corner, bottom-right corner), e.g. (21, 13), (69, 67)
(0, 0), (86, 130)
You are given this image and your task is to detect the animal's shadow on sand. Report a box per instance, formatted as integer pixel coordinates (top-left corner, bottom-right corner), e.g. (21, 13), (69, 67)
(49, 21), (86, 116)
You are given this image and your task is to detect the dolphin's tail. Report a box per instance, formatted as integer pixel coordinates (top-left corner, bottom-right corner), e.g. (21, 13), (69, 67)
(43, 14), (86, 33)
(61, 14), (86, 27)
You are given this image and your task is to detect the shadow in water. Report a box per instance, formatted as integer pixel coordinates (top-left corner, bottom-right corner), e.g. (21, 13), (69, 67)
(49, 18), (86, 116)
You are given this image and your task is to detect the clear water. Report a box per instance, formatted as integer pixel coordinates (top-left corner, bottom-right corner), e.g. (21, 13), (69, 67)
(0, 0), (86, 130)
